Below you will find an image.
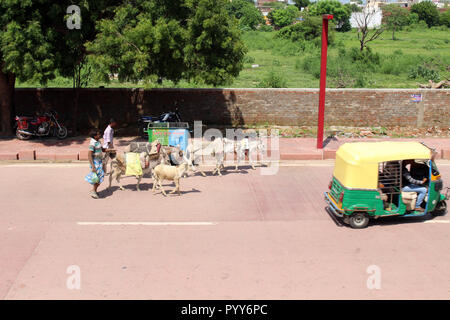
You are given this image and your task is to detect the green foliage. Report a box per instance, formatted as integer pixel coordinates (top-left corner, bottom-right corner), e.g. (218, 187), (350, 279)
(308, 0), (351, 32)
(268, 5), (300, 28)
(262, 2), (285, 9)
(87, 0), (247, 87)
(408, 12), (420, 25)
(405, 19), (429, 31)
(226, 0), (264, 30)
(301, 53), (321, 79)
(348, 47), (381, 68)
(12, 19), (450, 89)
(409, 65), (440, 81)
(243, 55), (255, 64)
(344, 3), (362, 13)
(440, 10), (450, 28)
(257, 70), (287, 88)
(382, 4), (410, 40)
(1, 1), (55, 84)
(0, 1), (120, 85)
(276, 16), (335, 44)
(293, 0), (311, 9)
(259, 25), (274, 32)
(411, 1), (440, 27)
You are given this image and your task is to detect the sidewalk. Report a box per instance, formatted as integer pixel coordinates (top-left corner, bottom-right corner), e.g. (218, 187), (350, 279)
(0, 136), (449, 161)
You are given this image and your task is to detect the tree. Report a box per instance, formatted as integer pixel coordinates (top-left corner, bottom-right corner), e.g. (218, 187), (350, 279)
(0, 1), (54, 135)
(226, 0), (265, 30)
(308, 0), (351, 31)
(353, 8), (385, 51)
(86, 0), (247, 87)
(440, 9), (450, 28)
(410, 1), (440, 27)
(268, 5), (300, 29)
(277, 16), (335, 43)
(0, 1), (118, 135)
(52, 1), (120, 133)
(345, 3), (362, 13)
(382, 4), (409, 40)
(293, 0), (311, 10)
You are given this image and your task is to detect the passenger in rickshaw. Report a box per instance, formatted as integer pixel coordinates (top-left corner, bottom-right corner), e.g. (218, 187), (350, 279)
(402, 159), (428, 212)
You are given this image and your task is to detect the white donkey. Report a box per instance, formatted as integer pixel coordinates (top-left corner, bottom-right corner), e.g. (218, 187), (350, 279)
(186, 137), (226, 176)
(223, 137), (266, 171)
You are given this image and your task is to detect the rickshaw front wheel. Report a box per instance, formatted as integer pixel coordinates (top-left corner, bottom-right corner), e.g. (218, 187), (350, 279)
(349, 212), (370, 229)
(431, 201), (447, 216)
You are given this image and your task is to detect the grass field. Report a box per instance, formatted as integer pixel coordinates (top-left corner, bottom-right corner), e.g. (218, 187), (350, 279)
(17, 26), (450, 89)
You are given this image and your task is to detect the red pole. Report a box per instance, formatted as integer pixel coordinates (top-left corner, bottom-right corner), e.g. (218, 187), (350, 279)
(317, 14), (333, 149)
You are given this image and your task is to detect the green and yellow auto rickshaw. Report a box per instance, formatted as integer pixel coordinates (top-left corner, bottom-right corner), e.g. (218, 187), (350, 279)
(325, 141), (448, 229)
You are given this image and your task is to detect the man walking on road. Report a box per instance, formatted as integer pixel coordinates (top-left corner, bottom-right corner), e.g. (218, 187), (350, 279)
(103, 118), (117, 149)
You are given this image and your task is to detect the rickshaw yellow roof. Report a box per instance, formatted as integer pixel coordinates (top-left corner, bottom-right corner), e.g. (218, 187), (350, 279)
(336, 141), (431, 164)
(333, 142), (431, 189)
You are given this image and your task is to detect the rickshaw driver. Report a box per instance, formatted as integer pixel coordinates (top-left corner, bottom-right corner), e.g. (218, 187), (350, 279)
(402, 159), (428, 212)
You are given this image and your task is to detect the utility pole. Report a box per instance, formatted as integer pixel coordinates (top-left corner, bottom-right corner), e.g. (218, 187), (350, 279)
(316, 14), (333, 149)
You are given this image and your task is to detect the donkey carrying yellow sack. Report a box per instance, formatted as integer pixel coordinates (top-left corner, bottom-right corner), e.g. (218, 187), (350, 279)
(125, 152), (143, 176)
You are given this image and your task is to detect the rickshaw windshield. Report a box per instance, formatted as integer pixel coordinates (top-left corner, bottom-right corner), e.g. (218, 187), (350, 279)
(431, 161), (440, 176)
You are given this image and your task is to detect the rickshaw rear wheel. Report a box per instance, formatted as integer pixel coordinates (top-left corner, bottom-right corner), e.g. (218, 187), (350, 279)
(431, 201), (447, 216)
(349, 212), (369, 229)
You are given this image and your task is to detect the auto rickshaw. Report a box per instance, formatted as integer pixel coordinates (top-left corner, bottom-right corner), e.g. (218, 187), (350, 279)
(324, 141), (448, 229)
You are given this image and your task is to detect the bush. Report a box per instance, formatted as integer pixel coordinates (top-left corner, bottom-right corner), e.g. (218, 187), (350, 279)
(259, 25), (273, 32)
(348, 47), (380, 69)
(301, 54), (321, 79)
(327, 58), (357, 88)
(408, 12), (420, 25)
(408, 65), (440, 82)
(380, 53), (422, 76)
(404, 19), (428, 31)
(267, 6), (300, 28)
(410, 1), (440, 27)
(440, 10), (450, 28)
(257, 70), (287, 88)
(243, 55), (255, 64)
(226, 0), (265, 30)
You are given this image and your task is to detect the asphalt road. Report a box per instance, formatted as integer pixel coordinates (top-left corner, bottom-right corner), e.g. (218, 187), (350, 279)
(1, 161), (449, 299)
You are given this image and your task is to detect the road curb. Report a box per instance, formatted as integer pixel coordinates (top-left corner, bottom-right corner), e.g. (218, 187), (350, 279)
(2, 148), (450, 162)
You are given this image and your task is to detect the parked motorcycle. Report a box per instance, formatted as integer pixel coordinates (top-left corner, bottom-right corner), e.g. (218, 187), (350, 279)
(155, 108), (182, 123)
(15, 110), (68, 140)
(138, 108), (183, 138)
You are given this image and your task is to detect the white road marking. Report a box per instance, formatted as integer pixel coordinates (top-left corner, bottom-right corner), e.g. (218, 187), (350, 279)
(424, 220), (450, 224)
(77, 221), (218, 226)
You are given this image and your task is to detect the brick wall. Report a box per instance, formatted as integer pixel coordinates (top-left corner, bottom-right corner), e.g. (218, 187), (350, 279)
(13, 88), (450, 133)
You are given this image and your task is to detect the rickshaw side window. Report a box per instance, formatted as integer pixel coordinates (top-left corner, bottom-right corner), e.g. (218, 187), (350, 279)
(378, 161), (402, 207)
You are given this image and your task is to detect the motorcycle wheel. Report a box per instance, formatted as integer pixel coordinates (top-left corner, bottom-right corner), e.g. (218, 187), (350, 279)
(55, 126), (68, 139)
(16, 128), (32, 140)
